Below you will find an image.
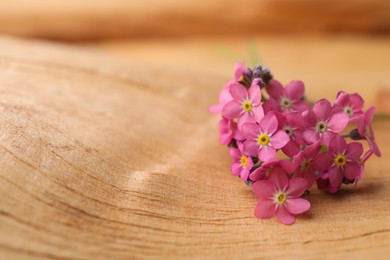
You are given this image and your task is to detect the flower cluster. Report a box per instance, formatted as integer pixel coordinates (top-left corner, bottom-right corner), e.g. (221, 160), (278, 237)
(209, 63), (381, 225)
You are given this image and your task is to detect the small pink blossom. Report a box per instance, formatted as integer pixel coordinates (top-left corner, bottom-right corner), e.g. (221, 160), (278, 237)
(358, 106), (381, 157)
(253, 171), (310, 225)
(293, 142), (330, 189)
(278, 111), (306, 157)
(315, 134), (364, 191)
(250, 158), (296, 181)
(230, 147), (254, 181)
(333, 91), (364, 122)
(303, 99), (349, 145)
(222, 81), (264, 129)
(242, 113), (290, 161)
(263, 80), (310, 113)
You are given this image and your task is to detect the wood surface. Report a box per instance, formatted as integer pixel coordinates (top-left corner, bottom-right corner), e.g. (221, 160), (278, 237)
(0, 0), (388, 41)
(0, 36), (389, 259)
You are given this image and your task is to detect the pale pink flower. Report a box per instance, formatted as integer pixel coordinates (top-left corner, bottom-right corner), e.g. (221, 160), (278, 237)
(253, 171), (310, 225)
(222, 81), (264, 129)
(358, 106), (381, 157)
(315, 134), (364, 190)
(293, 142), (330, 189)
(303, 99), (349, 145)
(250, 158), (296, 181)
(333, 91), (364, 122)
(242, 113), (289, 161)
(263, 80), (310, 113)
(230, 147), (254, 181)
(218, 118), (245, 145)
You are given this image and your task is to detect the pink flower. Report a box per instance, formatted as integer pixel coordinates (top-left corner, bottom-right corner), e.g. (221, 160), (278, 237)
(242, 113), (290, 161)
(316, 135), (364, 191)
(222, 81), (264, 129)
(293, 142), (330, 189)
(208, 63), (245, 115)
(264, 80), (310, 113)
(303, 99), (349, 145)
(333, 91), (364, 122)
(250, 158), (296, 181)
(277, 111), (306, 157)
(230, 147), (254, 181)
(253, 171), (310, 225)
(358, 106), (381, 157)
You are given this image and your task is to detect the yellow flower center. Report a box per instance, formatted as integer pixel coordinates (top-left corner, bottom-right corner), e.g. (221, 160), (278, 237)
(274, 191), (287, 205)
(257, 134), (270, 146)
(240, 155), (248, 167)
(242, 101), (253, 112)
(334, 155), (347, 167)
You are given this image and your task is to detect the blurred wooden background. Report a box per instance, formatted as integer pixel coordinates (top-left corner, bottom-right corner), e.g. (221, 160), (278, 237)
(0, 0), (389, 259)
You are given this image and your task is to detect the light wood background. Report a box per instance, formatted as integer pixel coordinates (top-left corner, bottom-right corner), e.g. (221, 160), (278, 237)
(0, 36), (388, 259)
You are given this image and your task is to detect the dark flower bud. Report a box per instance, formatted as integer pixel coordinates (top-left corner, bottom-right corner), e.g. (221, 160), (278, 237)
(349, 129), (365, 140)
(253, 64), (273, 84)
(239, 68), (253, 88)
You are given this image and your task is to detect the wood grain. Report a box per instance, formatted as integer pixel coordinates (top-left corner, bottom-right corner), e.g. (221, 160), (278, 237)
(0, 36), (389, 259)
(0, 0), (388, 41)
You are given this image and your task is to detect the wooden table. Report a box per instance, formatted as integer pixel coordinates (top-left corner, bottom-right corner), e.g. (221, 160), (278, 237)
(0, 36), (389, 259)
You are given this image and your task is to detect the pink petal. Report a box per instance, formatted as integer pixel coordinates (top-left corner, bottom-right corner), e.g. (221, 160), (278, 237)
(241, 123), (260, 139)
(268, 170), (289, 190)
(286, 177), (308, 197)
(313, 99), (332, 121)
(292, 101), (311, 113)
(259, 113), (278, 134)
(343, 161), (362, 179)
(208, 104), (222, 115)
(251, 105), (264, 123)
(275, 206), (296, 225)
(231, 162), (242, 176)
(237, 112), (256, 130)
(229, 82), (247, 101)
(221, 100), (242, 119)
(328, 134), (347, 154)
(285, 198), (310, 214)
(229, 148), (242, 160)
(328, 112), (349, 133)
(282, 140), (300, 159)
(250, 167), (266, 181)
(270, 130), (290, 149)
(328, 167), (343, 188)
(312, 151), (333, 170)
(302, 110), (317, 128)
(321, 131), (335, 147)
(345, 142), (363, 160)
(234, 63), (245, 81)
(248, 84), (262, 105)
(254, 200), (276, 219)
(350, 93), (364, 111)
(302, 142), (322, 159)
(258, 146), (276, 161)
(240, 167), (251, 181)
(253, 180), (276, 199)
(364, 106), (376, 125)
(243, 140), (259, 157)
(285, 80), (305, 101)
(367, 137), (382, 157)
(266, 79), (284, 99)
(303, 129), (319, 144)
